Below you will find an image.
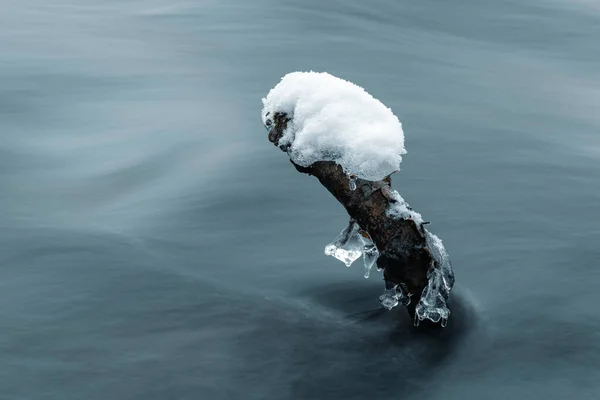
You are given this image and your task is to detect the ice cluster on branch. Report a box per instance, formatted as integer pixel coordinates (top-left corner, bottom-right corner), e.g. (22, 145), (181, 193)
(261, 71), (406, 181)
(325, 197), (455, 326)
(386, 191), (454, 326)
(324, 220), (380, 279)
(414, 232), (455, 327)
(379, 282), (411, 311)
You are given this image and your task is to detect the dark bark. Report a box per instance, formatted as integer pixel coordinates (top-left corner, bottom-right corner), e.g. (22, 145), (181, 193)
(267, 112), (438, 318)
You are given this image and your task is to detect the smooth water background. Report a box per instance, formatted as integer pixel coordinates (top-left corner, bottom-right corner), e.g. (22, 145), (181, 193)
(2, 1), (600, 399)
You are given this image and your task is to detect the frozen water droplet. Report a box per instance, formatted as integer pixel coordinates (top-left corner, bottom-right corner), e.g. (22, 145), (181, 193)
(325, 223), (383, 280)
(379, 290), (399, 310)
(348, 175), (357, 191)
(324, 220), (363, 267)
(378, 284), (410, 310)
(441, 317), (448, 328)
(325, 244), (361, 267)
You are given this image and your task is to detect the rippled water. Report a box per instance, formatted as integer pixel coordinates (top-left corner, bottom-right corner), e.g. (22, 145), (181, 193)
(2, 1), (600, 399)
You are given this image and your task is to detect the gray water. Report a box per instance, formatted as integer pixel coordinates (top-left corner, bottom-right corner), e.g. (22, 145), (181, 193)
(2, 0), (600, 399)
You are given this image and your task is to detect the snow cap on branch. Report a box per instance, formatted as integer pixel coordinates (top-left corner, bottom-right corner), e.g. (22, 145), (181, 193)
(262, 71), (406, 181)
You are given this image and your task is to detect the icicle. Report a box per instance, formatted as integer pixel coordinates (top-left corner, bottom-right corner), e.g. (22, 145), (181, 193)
(413, 231), (455, 325)
(415, 267), (450, 324)
(362, 246), (378, 278)
(325, 221), (381, 273)
(325, 222), (382, 281)
(358, 230), (379, 278)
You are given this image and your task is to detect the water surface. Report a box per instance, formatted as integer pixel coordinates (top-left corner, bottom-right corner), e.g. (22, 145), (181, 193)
(1, 1), (600, 399)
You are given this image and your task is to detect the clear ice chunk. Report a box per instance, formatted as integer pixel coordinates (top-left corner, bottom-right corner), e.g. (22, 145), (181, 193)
(414, 231), (455, 326)
(324, 220), (363, 267)
(414, 267), (450, 325)
(379, 284), (410, 310)
(425, 231), (455, 293)
(325, 221), (380, 275)
(379, 288), (399, 310)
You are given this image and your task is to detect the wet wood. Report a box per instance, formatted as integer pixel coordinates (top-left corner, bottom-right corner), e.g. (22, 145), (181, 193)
(267, 112), (436, 317)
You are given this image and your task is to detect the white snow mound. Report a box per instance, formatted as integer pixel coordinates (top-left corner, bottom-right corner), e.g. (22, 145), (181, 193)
(261, 71), (406, 181)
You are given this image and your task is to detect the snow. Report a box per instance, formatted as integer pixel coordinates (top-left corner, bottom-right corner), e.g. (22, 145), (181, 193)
(262, 71), (406, 181)
(386, 189), (424, 225)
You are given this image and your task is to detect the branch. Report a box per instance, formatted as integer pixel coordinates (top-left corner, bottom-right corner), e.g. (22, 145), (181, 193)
(267, 112), (455, 326)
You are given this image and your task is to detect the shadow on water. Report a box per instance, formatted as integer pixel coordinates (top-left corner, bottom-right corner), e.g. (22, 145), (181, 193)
(232, 280), (481, 400)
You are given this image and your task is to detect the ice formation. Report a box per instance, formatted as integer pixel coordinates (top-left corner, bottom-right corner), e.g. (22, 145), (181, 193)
(324, 214), (454, 326)
(324, 220), (380, 278)
(371, 227), (454, 325)
(414, 232), (455, 326)
(385, 188), (455, 325)
(348, 175), (357, 191)
(379, 282), (411, 310)
(324, 221), (363, 267)
(359, 231), (379, 278)
(261, 71), (406, 181)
